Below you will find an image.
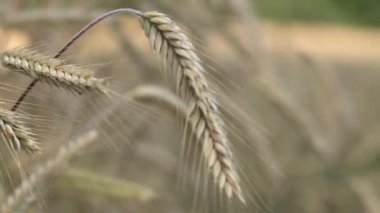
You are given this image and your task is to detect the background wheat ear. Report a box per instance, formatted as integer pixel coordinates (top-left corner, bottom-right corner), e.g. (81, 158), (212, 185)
(0, 107), (39, 153)
(0, 130), (98, 212)
(139, 11), (245, 203)
(1, 47), (109, 95)
(129, 85), (187, 116)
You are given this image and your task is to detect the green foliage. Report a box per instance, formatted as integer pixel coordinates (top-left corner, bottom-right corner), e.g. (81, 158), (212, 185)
(331, 0), (380, 25)
(254, 0), (380, 26)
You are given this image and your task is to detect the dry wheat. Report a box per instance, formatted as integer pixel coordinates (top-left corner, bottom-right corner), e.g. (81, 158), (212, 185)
(0, 130), (98, 212)
(1, 47), (108, 95)
(0, 107), (39, 153)
(139, 11), (244, 202)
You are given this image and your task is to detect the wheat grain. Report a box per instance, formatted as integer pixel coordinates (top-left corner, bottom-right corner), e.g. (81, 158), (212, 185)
(1, 47), (108, 95)
(140, 11), (244, 202)
(0, 130), (98, 212)
(0, 107), (39, 153)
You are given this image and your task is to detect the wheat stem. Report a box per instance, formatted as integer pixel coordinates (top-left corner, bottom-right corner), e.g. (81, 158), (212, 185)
(11, 79), (38, 111)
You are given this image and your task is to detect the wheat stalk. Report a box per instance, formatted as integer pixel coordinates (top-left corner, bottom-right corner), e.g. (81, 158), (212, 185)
(0, 130), (98, 212)
(0, 107), (39, 153)
(140, 11), (244, 202)
(1, 47), (108, 95)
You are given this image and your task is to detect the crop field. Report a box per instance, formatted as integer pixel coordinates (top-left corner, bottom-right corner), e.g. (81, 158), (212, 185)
(0, 1), (379, 212)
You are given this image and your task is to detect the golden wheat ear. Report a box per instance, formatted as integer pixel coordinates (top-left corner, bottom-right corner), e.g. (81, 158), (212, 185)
(0, 107), (39, 153)
(139, 11), (244, 203)
(1, 47), (108, 95)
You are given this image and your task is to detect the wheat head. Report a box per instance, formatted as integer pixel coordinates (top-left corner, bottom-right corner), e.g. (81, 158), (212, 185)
(0, 107), (39, 153)
(139, 11), (244, 202)
(1, 47), (108, 95)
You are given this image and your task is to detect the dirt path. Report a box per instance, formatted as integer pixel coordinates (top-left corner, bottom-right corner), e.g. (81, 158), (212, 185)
(262, 22), (380, 63)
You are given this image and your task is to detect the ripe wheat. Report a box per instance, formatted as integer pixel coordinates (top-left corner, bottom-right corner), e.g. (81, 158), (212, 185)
(140, 11), (244, 202)
(0, 8), (245, 204)
(0, 107), (39, 153)
(1, 47), (108, 95)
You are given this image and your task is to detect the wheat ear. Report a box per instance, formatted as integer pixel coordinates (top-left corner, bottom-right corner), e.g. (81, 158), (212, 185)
(0, 107), (39, 153)
(0, 130), (98, 212)
(140, 11), (244, 202)
(1, 47), (108, 95)
(129, 85), (187, 116)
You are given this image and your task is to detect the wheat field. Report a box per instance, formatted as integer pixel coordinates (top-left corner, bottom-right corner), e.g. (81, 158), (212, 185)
(0, 0), (379, 213)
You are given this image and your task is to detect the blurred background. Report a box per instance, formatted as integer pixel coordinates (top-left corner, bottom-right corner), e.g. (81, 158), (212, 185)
(0, 0), (379, 212)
